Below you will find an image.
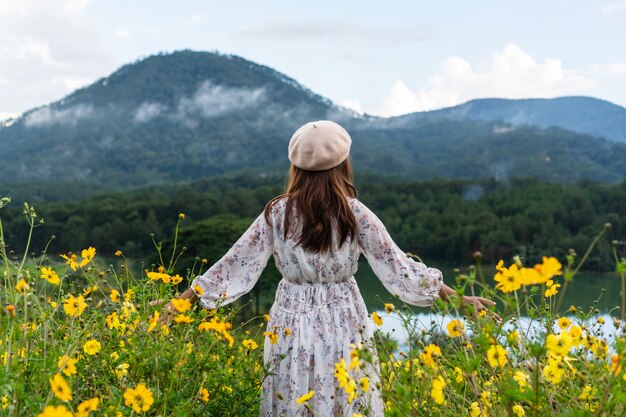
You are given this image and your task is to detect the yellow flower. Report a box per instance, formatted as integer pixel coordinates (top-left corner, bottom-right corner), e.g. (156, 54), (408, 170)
(123, 384), (154, 413)
(446, 319), (464, 337)
(264, 331), (279, 345)
(263, 314), (270, 321)
(384, 303), (395, 313)
(454, 367), (463, 383)
(76, 397), (100, 417)
(79, 246), (96, 267)
(512, 404), (525, 417)
(358, 377), (369, 392)
(295, 390), (314, 404)
(115, 363), (129, 379)
(243, 339), (258, 350)
(469, 401), (482, 417)
(58, 355), (77, 376)
(41, 267), (60, 285)
(179, 213), (185, 220)
(124, 288), (134, 301)
(545, 279), (561, 297)
(60, 252), (80, 271)
(174, 314), (194, 324)
(198, 387), (210, 403)
(420, 344), (442, 368)
(546, 333), (572, 357)
(284, 327), (291, 336)
(494, 261), (522, 293)
(534, 256), (562, 281)
(514, 371), (529, 390)
(83, 339), (101, 355)
(193, 284), (205, 296)
(486, 344), (508, 368)
(115, 250), (123, 256)
(170, 274), (183, 285)
(430, 375), (446, 405)
(110, 289), (120, 302)
(543, 359), (565, 384)
(371, 311), (383, 326)
(38, 405), (73, 417)
(2, 395), (9, 410)
(15, 279), (30, 293)
(148, 311), (160, 332)
(597, 317), (605, 325)
(557, 317), (572, 330)
(63, 294), (87, 317)
(171, 298), (192, 313)
(49, 373), (72, 401)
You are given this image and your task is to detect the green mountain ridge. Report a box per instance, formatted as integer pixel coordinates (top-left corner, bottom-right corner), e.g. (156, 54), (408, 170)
(1, 49), (626, 194)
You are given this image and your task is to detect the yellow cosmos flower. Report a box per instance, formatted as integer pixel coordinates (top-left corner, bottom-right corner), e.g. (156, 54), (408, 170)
(198, 387), (210, 403)
(171, 298), (192, 313)
(243, 339), (258, 350)
(546, 333), (572, 357)
(179, 213), (185, 220)
(15, 279), (30, 293)
(557, 317), (572, 330)
(486, 344), (508, 368)
(430, 375), (446, 405)
(170, 274), (183, 285)
(60, 253), (80, 271)
(514, 371), (530, 390)
(384, 303), (395, 313)
(446, 319), (464, 338)
(296, 390), (314, 404)
(115, 363), (129, 379)
(79, 246), (96, 267)
(371, 311), (383, 326)
(76, 397), (100, 417)
(41, 267), (60, 285)
(174, 314), (194, 324)
(284, 327), (291, 336)
(420, 344), (442, 368)
(543, 359), (565, 384)
(534, 256), (562, 281)
(148, 311), (160, 332)
(58, 355), (77, 376)
(123, 384), (154, 413)
(49, 373), (72, 401)
(358, 377), (370, 392)
(264, 331), (279, 345)
(469, 401), (482, 417)
(494, 261), (522, 293)
(38, 405), (73, 417)
(63, 294), (87, 317)
(545, 279), (561, 297)
(2, 395), (9, 410)
(83, 339), (101, 355)
(115, 250), (123, 256)
(193, 284), (205, 296)
(512, 404), (525, 417)
(110, 289), (120, 302)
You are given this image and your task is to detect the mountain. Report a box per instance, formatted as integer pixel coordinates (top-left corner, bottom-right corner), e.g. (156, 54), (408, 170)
(419, 96), (626, 143)
(1, 49), (626, 196)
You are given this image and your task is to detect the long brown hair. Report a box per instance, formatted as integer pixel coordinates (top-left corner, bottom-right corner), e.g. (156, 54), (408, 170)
(264, 158), (358, 253)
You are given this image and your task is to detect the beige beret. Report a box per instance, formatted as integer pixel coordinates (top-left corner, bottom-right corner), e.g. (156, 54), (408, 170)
(288, 120), (352, 171)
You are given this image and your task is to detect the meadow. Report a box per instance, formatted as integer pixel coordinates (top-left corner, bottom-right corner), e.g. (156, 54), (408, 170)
(2, 195), (626, 416)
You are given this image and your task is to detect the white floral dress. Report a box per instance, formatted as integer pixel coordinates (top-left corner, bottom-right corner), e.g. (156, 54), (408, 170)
(190, 197), (444, 417)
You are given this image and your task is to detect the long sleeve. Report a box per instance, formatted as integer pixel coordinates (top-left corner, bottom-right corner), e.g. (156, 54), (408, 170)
(352, 199), (444, 307)
(190, 212), (274, 310)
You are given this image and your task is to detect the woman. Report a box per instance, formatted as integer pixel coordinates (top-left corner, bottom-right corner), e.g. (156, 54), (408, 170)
(157, 120), (496, 416)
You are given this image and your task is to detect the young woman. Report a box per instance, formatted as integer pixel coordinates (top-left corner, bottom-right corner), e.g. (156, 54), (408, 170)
(158, 120), (496, 416)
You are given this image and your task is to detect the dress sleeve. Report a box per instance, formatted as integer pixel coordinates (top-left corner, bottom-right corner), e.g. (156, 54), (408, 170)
(352, 200), (444, 307)
(189, 212), (274, 310)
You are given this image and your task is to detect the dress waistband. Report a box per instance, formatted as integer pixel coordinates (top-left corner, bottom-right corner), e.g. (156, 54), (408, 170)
(273, 277), (363, 313)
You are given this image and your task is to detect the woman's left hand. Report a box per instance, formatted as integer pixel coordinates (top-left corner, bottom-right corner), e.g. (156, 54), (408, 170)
(461, 295), (502, 322)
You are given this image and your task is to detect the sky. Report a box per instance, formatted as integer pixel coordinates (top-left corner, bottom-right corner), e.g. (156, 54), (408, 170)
(1, 0), (625, 120)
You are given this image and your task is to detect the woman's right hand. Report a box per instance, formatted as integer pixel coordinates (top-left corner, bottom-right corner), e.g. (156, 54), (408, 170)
(149, 298), (177, 326)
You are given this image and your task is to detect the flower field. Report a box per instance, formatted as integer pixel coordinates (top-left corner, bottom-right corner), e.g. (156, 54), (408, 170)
(2, 195), (626, 416)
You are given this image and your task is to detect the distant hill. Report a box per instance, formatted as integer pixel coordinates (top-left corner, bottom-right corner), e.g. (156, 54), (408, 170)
(417, 96), (626, 142)
(1, 50), (626, 196)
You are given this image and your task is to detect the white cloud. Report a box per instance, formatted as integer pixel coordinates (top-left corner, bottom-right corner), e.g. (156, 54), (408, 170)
(183, 13), (207, 26)
(174, 81), (265, 125)
(24, 104), (96, 127)
(231, 19), (428, 46)
(114, 29), (131, 39)
(0, 0), (115, 116)
(338, 99), (365, 115)
(134, 102), (166, 123)
(371, 44), (596, 116)
(601, 0), (626, 14)
(590, 63), (626, 76)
